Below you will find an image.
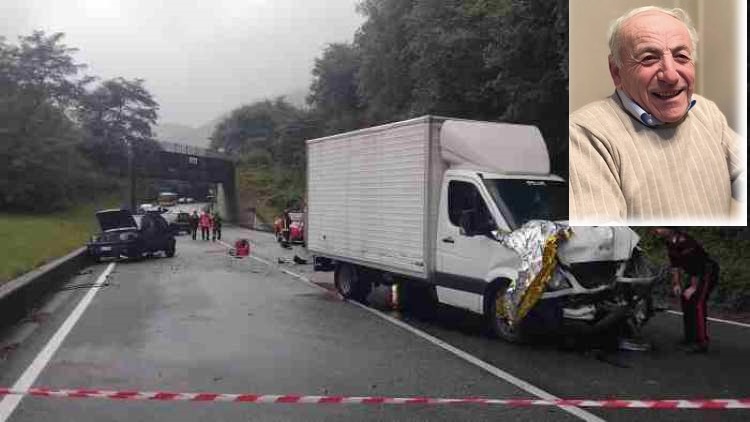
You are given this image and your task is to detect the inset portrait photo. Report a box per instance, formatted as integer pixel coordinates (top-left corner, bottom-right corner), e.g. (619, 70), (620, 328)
(568, 1), (747, 226)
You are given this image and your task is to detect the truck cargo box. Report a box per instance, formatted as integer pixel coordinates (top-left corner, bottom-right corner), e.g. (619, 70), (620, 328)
(306, 116), (442, 279)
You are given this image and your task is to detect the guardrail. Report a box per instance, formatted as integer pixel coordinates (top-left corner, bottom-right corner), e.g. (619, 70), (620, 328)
(0, 247), (89, 331)
(157, 141), (230, 160)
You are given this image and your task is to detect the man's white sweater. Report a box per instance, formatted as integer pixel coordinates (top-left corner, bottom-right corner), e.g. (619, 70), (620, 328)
(569, 93), (744, 224)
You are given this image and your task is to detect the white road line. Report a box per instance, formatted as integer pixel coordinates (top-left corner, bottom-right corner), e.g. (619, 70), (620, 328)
(666, 310), (750, 328)
(0, 262), (115, 422)
(227, 249), (604, 422)
(347, 300), (604, 421)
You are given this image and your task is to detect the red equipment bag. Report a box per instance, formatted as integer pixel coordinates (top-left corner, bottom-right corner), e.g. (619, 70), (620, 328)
(234, 239), (250, 257)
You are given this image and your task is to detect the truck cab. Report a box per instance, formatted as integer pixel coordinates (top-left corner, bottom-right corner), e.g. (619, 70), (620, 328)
(434, 167), (655, 341)
(435, 171), (567, 314)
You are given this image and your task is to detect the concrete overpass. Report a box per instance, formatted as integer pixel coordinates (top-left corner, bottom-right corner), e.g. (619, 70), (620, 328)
(144, 141), (238, 221)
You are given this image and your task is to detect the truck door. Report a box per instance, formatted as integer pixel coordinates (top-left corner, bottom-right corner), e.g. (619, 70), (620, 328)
(435, 180), (497, 313)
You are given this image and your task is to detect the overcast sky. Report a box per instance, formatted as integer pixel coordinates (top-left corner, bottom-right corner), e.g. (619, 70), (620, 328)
(1, 0), (364, 126)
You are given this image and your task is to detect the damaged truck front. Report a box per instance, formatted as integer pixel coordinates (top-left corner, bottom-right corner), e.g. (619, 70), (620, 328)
(306, 116), (660, 341)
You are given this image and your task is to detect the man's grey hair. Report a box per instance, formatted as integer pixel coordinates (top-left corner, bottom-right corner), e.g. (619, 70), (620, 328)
(608, 6), (699, 67)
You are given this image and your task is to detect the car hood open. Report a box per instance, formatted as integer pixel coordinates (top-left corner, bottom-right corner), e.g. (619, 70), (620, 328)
(96, 209), (138, 232)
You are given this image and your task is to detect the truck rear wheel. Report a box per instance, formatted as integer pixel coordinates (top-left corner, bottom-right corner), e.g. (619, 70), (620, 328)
(334, 263), (371, 302)
(487, 283), (526, 343)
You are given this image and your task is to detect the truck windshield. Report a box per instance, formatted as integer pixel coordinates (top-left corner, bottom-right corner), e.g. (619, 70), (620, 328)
(483, 179), (568, 229)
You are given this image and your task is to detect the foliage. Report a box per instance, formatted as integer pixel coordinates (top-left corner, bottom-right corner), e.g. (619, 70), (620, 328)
(0, 31), (103, 211)
(0, 31), (93, 111)
(634, 227), (750, 311)
(482, 0), (569, 177)
(232, 0), (570, 221)
(211, 97), (321, 216)
(348, 0), (568, 176)
(354, 0), (416, 124)
(78, 77), (160, 173)
(0, 31), (159, 212)
(307, 43), (363, 133)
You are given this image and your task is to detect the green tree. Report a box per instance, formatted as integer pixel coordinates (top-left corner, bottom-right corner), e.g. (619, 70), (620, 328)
(212, 98), (320, 216)
(210, 97), (317, 166)
(355, 0), (416, 124)
(79, 77), (160, 173)
(482, 0), (569, 177)
(209, 100), (279, 156)
(0, 31), (97, 211)
(404, 0), (501, 119)
(307, 43), (363, 133)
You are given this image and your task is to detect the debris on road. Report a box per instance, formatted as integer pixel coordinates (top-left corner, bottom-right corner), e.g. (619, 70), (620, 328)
(618, 338), (653, 352)
(276, 255), (308, 265)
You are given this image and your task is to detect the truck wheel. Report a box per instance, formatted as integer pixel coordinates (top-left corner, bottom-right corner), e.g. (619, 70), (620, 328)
(334, 263), (371, 302)
(487, 283), (526, 343)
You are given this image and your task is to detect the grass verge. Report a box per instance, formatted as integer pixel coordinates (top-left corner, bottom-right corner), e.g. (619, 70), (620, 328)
(0, 197), (117, 285)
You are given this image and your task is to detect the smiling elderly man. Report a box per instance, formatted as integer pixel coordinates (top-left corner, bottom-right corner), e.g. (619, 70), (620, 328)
(569, 6), (745, 224)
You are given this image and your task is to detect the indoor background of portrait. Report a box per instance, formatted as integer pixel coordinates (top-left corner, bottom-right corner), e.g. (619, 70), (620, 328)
(569, 0), (746, 136)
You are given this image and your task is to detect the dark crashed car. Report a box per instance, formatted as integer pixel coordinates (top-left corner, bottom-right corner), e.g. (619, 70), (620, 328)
(87, 209), (176, 262)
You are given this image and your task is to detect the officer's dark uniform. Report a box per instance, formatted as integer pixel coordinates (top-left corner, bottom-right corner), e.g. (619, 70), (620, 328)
(212, 213), (222, 241)
(665, 231), (719, 350)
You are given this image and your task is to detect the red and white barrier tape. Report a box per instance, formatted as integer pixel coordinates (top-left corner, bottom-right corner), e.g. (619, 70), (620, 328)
(1, 388), (749, 409)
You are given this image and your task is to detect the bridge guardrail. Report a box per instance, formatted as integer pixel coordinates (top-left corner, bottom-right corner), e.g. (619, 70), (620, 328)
(158, 141), (232, 160)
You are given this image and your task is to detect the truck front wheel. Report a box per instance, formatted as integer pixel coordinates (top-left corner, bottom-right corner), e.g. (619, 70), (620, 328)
(487, 283), (527, 343)
(334, 263), (371, 302)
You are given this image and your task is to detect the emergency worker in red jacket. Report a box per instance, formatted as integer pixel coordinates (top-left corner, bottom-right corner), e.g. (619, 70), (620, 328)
(199, 210), (212, 241)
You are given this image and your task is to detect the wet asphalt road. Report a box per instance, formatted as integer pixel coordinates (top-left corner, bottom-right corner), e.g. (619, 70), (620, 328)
(1, 225), (749, 421)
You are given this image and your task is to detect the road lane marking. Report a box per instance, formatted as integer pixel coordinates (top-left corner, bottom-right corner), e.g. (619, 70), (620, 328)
(666, 310), (750, 328)
(217, 244), (605, 422)
(346, 300), (604, 421)
(0, 262), (115, 422)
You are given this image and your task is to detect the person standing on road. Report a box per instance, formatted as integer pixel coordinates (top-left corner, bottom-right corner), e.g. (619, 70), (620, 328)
(212, 212), (222, 242)
(199, 210), (211, 241)
(651, 228), (719, 353)
(283, 208), (292, 244)
(189, 210), (199, 240)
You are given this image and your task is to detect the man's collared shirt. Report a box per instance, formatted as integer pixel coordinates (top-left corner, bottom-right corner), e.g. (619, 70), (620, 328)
(616, 89), (696, 127)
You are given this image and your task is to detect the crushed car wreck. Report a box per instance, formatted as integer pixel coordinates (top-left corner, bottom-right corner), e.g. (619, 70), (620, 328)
(87, 209), (177, 262)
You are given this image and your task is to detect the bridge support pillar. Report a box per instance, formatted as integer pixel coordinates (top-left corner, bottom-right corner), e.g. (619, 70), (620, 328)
(216, 179), (238, 223)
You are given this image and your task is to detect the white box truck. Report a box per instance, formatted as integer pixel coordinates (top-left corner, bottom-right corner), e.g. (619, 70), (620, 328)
(306, 116), (658, 341)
